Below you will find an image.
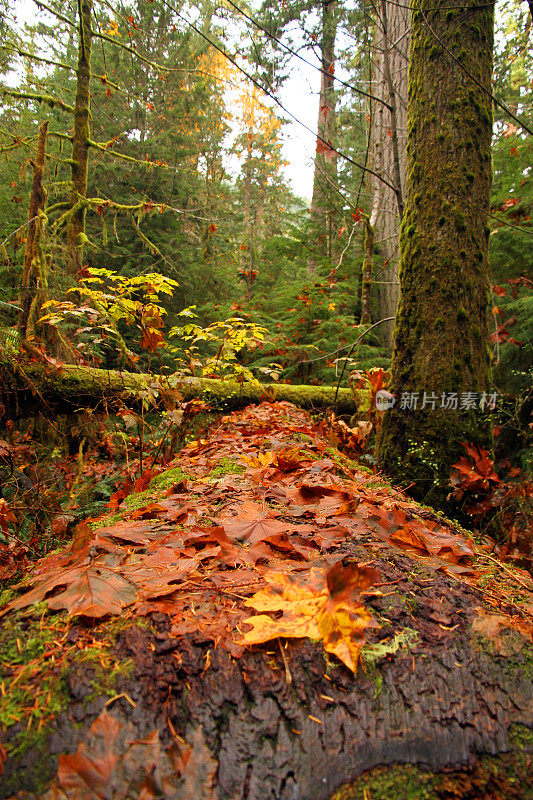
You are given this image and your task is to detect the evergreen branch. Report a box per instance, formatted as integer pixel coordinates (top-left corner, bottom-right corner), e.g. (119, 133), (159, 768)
(92, 31), (174, 73)
(88, 139), (170, 169)
(132, 218), (172, 268)
(34, 0), (76, 27)
(84, 197), (165, 214)
(3, 90), (74, 114)
(0, 46), (75, 72)
(0, 136), (37, 155)
(47, 132), (73, 143)
(1, 46), (121, 91)
(46, 201), (72, 214)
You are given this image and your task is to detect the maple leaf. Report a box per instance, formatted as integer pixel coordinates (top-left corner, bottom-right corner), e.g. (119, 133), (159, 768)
(2, 555), (136, 618)
(239, 562), (380, 672)
(451, 444), (500, 492)
(55, 710), (216, 799)
(122, 549), (199, 599)
(222, 515), (289, 544)
(387, 520), (474, 563)
(47, 564), (137, 617)
(57, 712), (121, 797)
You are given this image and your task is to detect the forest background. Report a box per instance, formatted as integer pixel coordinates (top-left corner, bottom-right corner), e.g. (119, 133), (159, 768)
(0, 0), (531, 556)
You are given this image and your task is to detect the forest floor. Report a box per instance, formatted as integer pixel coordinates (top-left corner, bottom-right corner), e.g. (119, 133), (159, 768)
(0, 401), (532, 799)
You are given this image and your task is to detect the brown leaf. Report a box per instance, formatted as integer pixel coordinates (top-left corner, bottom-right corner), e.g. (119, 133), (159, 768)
(54, 709), (216, 800)
(52, 514), (76, 537)
(121, 549), (199, 599)
(222, 515), (289, 544)
(58, 710), (121, 796)
(47, 564), (137, 617)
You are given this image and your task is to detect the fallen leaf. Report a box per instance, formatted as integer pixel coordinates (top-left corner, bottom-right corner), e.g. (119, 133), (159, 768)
(239, 562), (380, 672)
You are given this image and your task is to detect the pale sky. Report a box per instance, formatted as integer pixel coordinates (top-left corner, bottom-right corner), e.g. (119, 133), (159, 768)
(10, 0), (319, 200)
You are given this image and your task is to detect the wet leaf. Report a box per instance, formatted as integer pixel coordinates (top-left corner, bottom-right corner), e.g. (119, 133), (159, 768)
(239, 562), (380, 672)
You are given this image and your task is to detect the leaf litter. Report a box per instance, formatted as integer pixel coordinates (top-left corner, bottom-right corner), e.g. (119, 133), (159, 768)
(2, 401), (530, 657)
(2, 401), (532, 796)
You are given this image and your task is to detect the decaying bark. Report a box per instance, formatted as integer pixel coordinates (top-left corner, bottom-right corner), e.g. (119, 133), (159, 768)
(2, 543), (531, 799)
(368, 1), (409, 346)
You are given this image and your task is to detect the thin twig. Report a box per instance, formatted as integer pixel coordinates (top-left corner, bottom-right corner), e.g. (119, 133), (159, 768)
(477, 553), (532, 591)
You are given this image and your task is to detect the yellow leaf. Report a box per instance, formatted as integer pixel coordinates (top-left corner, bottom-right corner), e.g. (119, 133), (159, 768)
(239, 564), (380, 673)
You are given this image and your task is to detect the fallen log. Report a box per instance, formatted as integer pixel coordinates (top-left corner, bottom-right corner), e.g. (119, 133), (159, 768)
(0, 360), (358, 417)
(0, 402), (531, 800)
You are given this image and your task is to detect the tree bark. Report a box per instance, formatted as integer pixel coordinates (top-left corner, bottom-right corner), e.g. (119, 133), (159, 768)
(66, 0), (93, 277)
(377, 0), (494, 505)
(368, 1), (409, 346)
(307, 0), (338, 276)
(360, 214), (374, 325)
(17, 121), (48, 339)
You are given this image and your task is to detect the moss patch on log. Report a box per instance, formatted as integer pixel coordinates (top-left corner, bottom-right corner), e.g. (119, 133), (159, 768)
(330, 752), (531, 800)
(1, 360), (359, 417)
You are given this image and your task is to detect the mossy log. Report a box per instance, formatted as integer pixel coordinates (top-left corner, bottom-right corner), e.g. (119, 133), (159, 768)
(2, 547), (531, 799)
(0, 361), (358, 418)
(1, 458), (532, 798)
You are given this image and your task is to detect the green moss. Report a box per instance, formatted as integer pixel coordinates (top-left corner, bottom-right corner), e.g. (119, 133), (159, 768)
(0, 603), (55, 673)
(206, 456), (246, 479)
(509, 723), (533, 752)
(69, 648), (135, 705)
(331, 763), (437, 800)
(0, 607), (70, 778)
(93, 466), (193, 524)
(0, 588), (15, 610)
(148, 465), (192, 491)
(331, 752), (532, 800)
(361, 628), (419, 668)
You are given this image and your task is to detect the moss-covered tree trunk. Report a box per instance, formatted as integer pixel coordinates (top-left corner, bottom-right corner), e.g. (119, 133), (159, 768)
(0, 361), (359, 417)
(377, 0), (494, 504)
(307, 0), (338, 275)
(17, 121), (48, 339)
(66, 0), (92, 277)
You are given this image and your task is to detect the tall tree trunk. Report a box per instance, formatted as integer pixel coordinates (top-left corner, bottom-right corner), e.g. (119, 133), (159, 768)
(377, 0), (494, 505)
(307, 0), (338, 276)
(242, 134), (253, 281)
(66, 0), (92, 277)
(368, 1), (409, 346)
(360, 213), (375, 325)
(17, 121), (48, 339)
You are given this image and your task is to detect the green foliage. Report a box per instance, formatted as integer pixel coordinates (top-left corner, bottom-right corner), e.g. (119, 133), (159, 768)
(38, 267), (178, 365)
(169, 309), (269, 381)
